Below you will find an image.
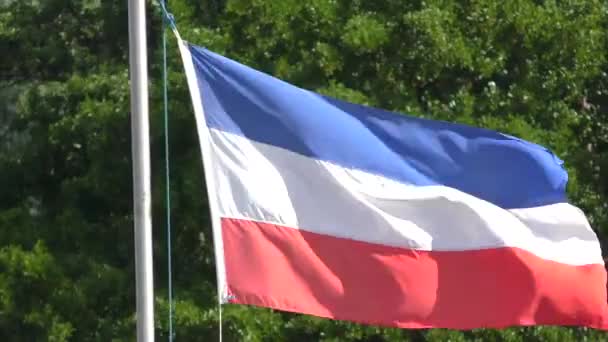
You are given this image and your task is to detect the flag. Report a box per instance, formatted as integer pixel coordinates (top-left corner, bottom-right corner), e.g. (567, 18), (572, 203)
(177, 40), (608, 330)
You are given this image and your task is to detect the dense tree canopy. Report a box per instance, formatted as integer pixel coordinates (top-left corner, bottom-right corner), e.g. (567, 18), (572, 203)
(1, 0), (607, 340)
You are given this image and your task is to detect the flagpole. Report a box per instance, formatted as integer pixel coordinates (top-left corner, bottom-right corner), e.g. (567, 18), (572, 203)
(127, 0), (154, 341)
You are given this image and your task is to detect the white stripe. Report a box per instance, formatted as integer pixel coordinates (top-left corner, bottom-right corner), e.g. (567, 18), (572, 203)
(178, 40), (229, 303)
(208, 128), (604, 266)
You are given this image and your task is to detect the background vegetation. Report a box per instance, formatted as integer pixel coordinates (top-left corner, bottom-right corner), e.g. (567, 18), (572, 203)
(1, 0), (607, 340)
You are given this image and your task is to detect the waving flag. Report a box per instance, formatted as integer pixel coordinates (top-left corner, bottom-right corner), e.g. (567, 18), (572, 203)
(177, 39), (608, 330)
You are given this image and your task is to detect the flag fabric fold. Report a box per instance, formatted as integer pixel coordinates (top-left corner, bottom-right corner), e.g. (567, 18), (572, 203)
(178, 39), (608, 330)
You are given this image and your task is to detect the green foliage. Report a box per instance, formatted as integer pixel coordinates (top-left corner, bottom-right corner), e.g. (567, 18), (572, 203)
(1, 0), (607, 340)
(342, 14), (391, 53)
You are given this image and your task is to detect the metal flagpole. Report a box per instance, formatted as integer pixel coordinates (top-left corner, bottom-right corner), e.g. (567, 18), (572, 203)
(127, 0), (154, 341)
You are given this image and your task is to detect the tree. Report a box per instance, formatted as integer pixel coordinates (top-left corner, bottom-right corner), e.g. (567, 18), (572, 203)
(0, 0), (606, 340)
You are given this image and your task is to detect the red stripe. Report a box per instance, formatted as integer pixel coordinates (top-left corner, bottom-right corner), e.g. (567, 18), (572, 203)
(221, 218), (608, 330)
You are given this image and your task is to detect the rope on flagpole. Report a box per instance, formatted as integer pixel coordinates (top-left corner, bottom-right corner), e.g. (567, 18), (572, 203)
(159, 0), (174, 341)
(158, 0), (176, 31)
(156, 3), (224, 341)
(219, 302), (223, 342)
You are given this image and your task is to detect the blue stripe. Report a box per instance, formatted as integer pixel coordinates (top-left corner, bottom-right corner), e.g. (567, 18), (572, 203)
(188, 44), (568, 209)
